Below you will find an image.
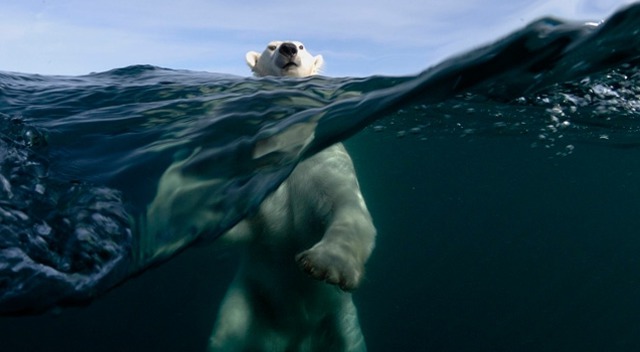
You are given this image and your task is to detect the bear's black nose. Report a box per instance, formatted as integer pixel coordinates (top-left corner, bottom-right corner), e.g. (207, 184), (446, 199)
(279, 42), (298, 58)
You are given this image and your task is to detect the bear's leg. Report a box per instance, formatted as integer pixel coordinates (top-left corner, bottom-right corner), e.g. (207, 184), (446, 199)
(210, 274), (294, 351)
(209, 278), (252, 351)
(337, 298), (368, 352)
(292, 144), (376, 291)
(315, 298), (367, 352)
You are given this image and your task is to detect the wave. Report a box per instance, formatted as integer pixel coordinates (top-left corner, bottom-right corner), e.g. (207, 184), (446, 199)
(1, 3), (639, 313)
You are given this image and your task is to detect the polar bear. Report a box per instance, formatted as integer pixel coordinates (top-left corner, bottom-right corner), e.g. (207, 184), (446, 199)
(208, 41), (376, 351)
(245, 40), (324, 77)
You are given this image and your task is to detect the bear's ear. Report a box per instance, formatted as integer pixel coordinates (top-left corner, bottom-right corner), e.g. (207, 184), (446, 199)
(245, 51), (261, 71)
(312, 55), (325, 75)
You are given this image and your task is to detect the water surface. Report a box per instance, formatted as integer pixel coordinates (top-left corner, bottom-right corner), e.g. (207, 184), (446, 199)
(1, 4), (640, 351)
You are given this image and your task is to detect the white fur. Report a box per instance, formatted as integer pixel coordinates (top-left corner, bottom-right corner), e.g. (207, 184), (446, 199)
(207, 41), (375, 351)
(246, 41), (324, 77)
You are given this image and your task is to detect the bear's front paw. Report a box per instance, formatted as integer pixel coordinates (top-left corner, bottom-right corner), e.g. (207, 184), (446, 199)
(295, 245), (364, 291)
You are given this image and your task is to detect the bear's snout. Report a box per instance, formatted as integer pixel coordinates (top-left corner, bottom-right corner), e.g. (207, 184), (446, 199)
(247, 40), (323, 77)
(278, 42), (298, 58)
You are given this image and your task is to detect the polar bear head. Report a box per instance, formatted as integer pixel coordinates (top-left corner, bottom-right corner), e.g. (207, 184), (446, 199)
(246, 41), (324, 77)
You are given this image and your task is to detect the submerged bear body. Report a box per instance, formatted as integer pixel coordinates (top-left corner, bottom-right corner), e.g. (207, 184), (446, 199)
(208, 41), (376, 352)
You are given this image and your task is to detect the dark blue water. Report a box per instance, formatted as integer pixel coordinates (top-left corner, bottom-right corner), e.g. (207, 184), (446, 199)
(1, 4), (640, 351)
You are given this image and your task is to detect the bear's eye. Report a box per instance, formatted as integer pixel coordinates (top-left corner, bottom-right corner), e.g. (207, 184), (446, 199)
(298, 45), (304, 50)
(267, 45), (277, 51)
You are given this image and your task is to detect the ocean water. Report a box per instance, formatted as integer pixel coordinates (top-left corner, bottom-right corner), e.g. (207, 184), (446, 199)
(1, 4), (640, 351)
